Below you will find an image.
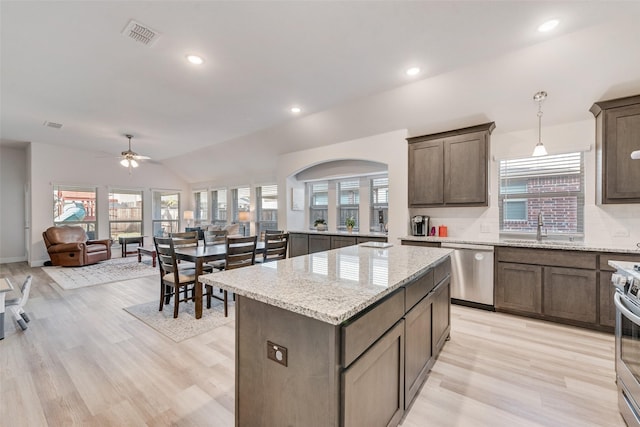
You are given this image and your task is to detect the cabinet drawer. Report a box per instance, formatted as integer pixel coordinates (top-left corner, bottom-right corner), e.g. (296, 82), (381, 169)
(434, 257), (451, 284)
(496, 247), (596, 270)
(341, 289), (405, 368)
(599, 253), (640, 271)
(401, 240), (441, 248)
(405, 269), (434, 311)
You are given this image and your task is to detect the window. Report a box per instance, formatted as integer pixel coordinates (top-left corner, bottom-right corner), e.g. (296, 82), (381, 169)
(309, 182), (328, 228)
(337, 179), (359, 231)
(193, 190), (208, 225)
(232, 187), (250, 236)
(210, 189), (227, 227)
(370, 176), (388, 232)
(152, 191), (180, 236)
(256, 184), (278, 236)
(499, 152), (584, 235)
(109, 189), (143, 241)
(53, 185), (97, 238)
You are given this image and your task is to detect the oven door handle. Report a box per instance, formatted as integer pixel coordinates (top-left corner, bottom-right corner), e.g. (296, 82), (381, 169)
(615, 292), (640, 326)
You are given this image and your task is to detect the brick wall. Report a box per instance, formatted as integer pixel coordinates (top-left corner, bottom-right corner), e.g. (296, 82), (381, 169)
(502, 175), (581, 233)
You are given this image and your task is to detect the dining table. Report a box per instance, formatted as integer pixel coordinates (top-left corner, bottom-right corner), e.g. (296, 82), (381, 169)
(174, 241), (265, 319)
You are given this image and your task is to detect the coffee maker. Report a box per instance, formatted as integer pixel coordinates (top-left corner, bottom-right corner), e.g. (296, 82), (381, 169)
(411, 215), (429, 236)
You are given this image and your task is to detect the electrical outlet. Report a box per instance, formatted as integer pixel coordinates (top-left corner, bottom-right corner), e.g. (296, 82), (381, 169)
(267, 341), (288, 367)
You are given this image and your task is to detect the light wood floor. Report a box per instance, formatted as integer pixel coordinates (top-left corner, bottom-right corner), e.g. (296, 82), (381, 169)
(0, 262), (625, 427)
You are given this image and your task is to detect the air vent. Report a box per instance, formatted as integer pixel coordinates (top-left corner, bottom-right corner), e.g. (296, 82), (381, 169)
(122, 19), (160, 47)
(43, 121), (63, 129)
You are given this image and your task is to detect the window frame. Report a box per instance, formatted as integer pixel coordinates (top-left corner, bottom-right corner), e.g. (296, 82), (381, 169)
(152, 190), (180, 237)
(308, 181), (328, 229)
(370, 176), (388, 232)
(337, 179), (360, 231)
(193, 189), (208, 226)
(53, 184), (98, 239)
(108, 188), (143, 241)
(232, 186), (251, 236)
(498, 152), (585, 237)
(210, 188), (228, 227)
(256, 184), (278, 236)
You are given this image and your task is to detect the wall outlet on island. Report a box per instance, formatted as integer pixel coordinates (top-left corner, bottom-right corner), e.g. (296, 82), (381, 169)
(480, 223), (491, 233)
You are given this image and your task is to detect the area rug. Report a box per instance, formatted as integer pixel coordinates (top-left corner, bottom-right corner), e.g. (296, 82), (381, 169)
(42, 256), (157, 290)
(124, 299), (234, 342)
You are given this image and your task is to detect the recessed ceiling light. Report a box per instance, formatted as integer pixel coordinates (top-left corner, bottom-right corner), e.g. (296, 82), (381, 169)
(538, 19), (559, 32)
(186, 54), (204, 65)
(406, 67), (421, 76)
(290, 106), (302, 114)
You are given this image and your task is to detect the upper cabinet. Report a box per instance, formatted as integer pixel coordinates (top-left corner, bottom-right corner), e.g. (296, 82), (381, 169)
(407, 122), (495, 207)
(590, 94), (640, 204)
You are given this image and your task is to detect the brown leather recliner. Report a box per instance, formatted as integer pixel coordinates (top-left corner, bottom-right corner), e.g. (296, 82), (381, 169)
(43, 226), (111, 267)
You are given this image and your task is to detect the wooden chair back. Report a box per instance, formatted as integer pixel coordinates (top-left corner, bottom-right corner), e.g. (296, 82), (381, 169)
(204, 229), (228, 246)
(225, 235), (258, 270)
(154, 236), (178, 277)
(260, 229), (284, 242)
(262, 232), (289, 263)
(169, 231), (199, 248)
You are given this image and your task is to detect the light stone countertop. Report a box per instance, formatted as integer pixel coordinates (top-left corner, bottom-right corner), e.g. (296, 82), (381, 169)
(609, 261), (640, 280)
(400, 235), (640, 255)
(199, 244), (452, 325)
(289, 229), (388, 238)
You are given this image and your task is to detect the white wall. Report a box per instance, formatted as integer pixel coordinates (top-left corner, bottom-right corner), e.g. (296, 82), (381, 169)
(410, 119), (640, 250)
(277, 129), (408, 243)
(0, 146), (27, 262)
(29, 142), (190, 266)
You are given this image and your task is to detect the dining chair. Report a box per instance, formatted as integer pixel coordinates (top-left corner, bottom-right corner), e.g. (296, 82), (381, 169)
(257, 232), (289, 263)
(154, 236), (198, 318)
(206, 235), (258, 317)
(204, 229), (228, 270)
(170, 231), (199, 247)
(259, 229), (283, 242)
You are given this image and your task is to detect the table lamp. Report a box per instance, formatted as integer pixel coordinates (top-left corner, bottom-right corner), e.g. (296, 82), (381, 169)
(238, 211), (250, 236)
(183, 210), (194, 228)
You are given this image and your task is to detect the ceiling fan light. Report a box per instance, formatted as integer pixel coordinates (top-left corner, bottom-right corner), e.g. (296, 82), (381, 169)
(533, 142), (548, 157)
(130, 159), (139, 168)
(120, 158), (130, 167)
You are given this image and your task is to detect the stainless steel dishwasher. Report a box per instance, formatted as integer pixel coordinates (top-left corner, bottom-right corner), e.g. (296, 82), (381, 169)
(441, 242), (494, 309)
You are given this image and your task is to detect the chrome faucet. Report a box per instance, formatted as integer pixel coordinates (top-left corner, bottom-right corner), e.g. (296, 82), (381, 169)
(536, 212), (546, 242)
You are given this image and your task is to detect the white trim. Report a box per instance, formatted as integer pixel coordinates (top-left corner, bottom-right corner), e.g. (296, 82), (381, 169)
(0, 256), (28, 264)
(492, 145), (591, 161)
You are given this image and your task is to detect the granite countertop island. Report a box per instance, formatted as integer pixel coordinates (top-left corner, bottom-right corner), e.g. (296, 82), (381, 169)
(199, 243), (453, 427)
(200, 243), (452, 325)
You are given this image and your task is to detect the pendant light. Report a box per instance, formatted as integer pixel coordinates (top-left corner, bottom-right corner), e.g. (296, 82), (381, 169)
(532, 91), (548, 157)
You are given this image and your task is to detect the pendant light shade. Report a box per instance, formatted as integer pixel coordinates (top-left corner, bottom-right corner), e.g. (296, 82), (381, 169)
(532, 91), (548, 157)
(632, 150), (640, 160)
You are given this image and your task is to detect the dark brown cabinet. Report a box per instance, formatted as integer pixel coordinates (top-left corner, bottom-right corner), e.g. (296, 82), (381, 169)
(331, 235), (357, 249)
(407, 122), (494, 207)
(543, 267), (597, 324)
(308, 234), (331, 254)
(289, 232), (388, 257)
(404, 297), (431, 407)
(289, 233), (309, 257)
(496, 262), (542, 315)
(591, 94), (640, 204)
(493, 246), (627, 332)
(431, 277), (450, 355)
(343, 320), (405, 427)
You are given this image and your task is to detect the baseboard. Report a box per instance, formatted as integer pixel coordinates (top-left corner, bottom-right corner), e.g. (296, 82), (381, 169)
(0, 255), (28, 264)
(30, 259), (48, 267)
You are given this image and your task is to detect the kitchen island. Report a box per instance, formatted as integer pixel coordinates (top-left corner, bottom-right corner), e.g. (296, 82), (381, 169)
(200, 243), (452, 427)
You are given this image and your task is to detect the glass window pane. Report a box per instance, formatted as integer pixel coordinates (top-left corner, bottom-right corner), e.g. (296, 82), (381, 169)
(194, 190), (208, 223)
(152, 191), (180, 236)
(499, 152), (584, 235)
(53, 185), (98, 238)
(257, 184), (278, 236)
(109, 189), (143, 241)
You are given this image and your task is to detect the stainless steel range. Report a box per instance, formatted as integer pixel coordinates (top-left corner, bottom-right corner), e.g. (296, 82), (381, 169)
(611, 260), (640, 426)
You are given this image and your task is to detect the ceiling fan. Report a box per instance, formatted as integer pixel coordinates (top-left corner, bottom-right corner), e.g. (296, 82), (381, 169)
(119, 134), (150, 171)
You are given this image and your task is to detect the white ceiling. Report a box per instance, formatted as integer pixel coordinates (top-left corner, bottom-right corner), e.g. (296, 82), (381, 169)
(2, 1), (640, 183)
